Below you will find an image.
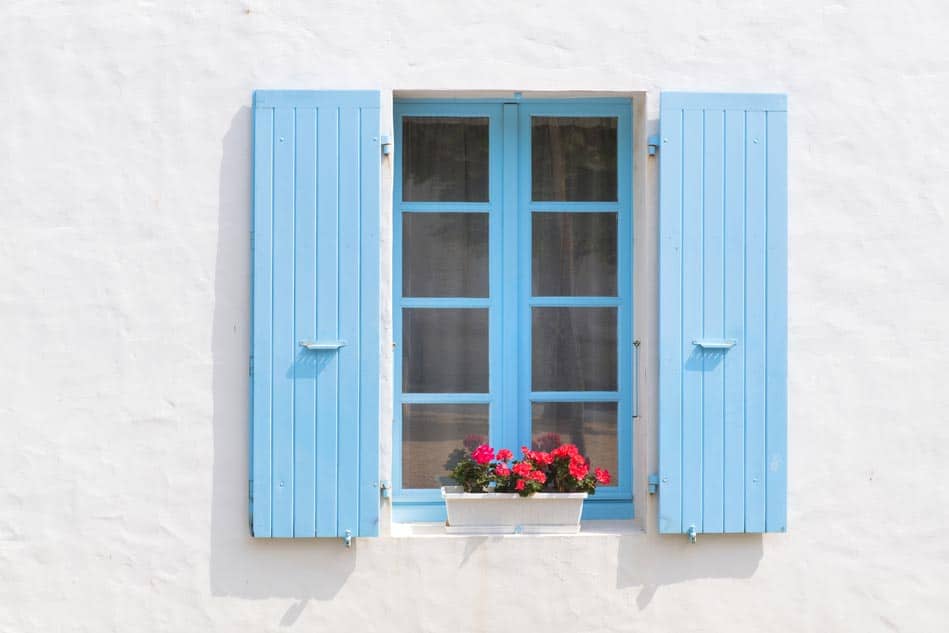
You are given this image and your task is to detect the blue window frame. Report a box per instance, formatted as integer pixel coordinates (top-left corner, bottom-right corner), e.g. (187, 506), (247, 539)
(393, 99), (633, 521)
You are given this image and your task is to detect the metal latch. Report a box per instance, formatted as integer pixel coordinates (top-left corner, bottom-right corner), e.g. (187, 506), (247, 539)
(381, 135), (393, 156)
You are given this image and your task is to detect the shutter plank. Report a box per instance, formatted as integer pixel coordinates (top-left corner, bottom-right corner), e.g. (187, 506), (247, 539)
(680, 109), (705, 533)
(358, 107), (381, 537)
(271, 108), (296, 537)
(292, 108), (318, 537)
(314, 106), (340, 537)
(336, 106), (360, 537)
(701, 110), (726, 533)
(658, 110), (683, 534)
(722, 109), (747, 532)
(744, 110), (768, 533)
(251, 107), (274, 537)
(766, 111), (789, 532)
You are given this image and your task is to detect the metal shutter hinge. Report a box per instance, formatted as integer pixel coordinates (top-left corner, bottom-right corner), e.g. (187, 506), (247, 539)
(647, 473), (660, 495)
(381, 135), (393, 156)
(647, 134), (660, 155)
(379, 480), (391, 499)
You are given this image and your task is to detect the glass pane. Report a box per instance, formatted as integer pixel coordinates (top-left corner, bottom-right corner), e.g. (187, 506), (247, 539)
(532, 307), (616, 391)
(402, 117), (489, 202)
(403, 404), (489, 489)
(532, 117), (617, 201)
(532, 402), (617, 486)
(403, 308), (488, 393)
(403, 213), (488, 297)
(532, 212), (617, 296)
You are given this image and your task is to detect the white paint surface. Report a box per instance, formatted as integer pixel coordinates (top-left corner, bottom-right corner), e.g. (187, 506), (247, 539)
(2, 1), (949, 631)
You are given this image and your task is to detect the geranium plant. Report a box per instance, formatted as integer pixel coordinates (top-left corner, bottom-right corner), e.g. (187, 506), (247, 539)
(449, 443), (611, 497)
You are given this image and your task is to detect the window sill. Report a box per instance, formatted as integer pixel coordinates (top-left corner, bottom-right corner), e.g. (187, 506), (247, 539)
(390, 519), (644, 538)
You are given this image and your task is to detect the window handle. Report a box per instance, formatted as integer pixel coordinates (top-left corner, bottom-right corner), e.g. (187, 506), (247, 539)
(299, 340), (347, 350)
(692, 339), (736, 350)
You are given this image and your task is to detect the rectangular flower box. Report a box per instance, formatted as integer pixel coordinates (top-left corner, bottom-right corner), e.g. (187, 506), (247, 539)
(441, 486), (587, 534)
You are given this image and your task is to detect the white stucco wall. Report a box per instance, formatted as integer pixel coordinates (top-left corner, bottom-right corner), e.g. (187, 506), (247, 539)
(2, 1), (949, 631)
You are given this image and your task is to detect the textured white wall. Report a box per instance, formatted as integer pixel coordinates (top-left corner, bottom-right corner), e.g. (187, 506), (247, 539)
(2, 1), (949, 631)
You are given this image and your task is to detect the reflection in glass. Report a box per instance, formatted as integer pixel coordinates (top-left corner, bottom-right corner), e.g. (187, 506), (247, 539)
(532, 402), (618, 485)
(402, 117), (489, 201)
(403, 308), (488, 393)
(403, 213), (488, 297)
(532, 117), (617, 201)
(403, 404), (489, 489)
(532, 307), (616, 391)
(532, 212), (617, 296)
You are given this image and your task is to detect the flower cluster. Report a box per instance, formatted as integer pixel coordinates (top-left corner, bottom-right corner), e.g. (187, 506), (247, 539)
(449, 441), (611, 497)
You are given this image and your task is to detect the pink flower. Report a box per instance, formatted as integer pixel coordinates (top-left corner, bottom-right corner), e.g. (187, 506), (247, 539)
(471, 444), (495, 465)
(494, 463), (511, 477)
(533, 451), (553, 466)
(512, 461), (533, 477)
(496, 448), (513, 462)
(529, 470), (547, 484)
(594, 468), (611, 485)
(520, 446), (531, 457)
(551, 444), (580, 459)
(515, 479), (526, 491)
(569, 454), (589, 479)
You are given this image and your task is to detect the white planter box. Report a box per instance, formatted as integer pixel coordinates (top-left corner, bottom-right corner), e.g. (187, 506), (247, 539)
(441, 486), (587, 534)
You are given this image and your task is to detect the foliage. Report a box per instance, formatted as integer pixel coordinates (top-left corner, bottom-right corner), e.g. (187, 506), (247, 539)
(449, 443), (611, 497)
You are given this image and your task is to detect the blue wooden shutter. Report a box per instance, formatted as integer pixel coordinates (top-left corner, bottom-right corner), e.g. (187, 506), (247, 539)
(658, 92), (787, 535)
(251, 90), (381, 538)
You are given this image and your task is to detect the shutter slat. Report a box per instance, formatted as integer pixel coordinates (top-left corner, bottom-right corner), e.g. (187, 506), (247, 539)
(292, 108), (318, 537)
(743, 110), (768, 533)
(681, 109), (705, 533)
(722, 109), (747, 533)
(701, 109), (726, 533)
(765, 111), (789, 533)
(314, 105), (340, 537)
(251, 108), (274, 538)
(336, 106), (361, 537)
(658, 109), (684, 534)
(251, 91), (380, 539)
(271, 107), (297, 537)
(659, 93), (787, 535)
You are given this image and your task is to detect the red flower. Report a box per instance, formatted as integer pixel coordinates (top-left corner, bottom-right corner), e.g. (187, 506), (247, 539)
(512, 461), (533, 477)
(494, 463), (511, 477)
(533, 451), (553, 466)
(529, 470), (547, 484)
(496, 448), (513, 462)
(551, 444), (580, 459)
(568, 454), (589, 480)
(520, 446), (531, 457)
(515, 479), (526, 491)
(594, 468), (611, 485)
(471, 444), (495, 465)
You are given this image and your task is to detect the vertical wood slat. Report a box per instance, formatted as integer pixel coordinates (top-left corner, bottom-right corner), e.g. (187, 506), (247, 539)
(657, 110), (683, 534)
(659, 93), (787, 535)
(314, 105), (340, 537)
(292, 109), (318, 537)
(701, 110), (726, 533)
(336, 107), (360, 537)
(251, 91), (380, 538)
(251, 108), (274, 538)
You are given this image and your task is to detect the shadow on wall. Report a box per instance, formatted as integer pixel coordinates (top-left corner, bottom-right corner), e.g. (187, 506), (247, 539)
(615, 532), (763, 608)
(208, 106), (763, 615)
(208, 107), (356, 604)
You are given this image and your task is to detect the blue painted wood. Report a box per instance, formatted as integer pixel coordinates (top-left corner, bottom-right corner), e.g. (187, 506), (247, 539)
(251, 91), (380, 538)
(251, 106), (274, 538)
(722, 109), (747, 533)
(392, 99), (634, 517)
(292, 107), (318, 537)
(659, 92), (787, 535)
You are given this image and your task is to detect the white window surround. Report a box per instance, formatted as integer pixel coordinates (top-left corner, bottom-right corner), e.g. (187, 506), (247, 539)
(377, 90), (653, 536)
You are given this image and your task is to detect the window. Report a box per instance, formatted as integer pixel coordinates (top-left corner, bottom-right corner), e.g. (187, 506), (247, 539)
(393, 100), (633, 521)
